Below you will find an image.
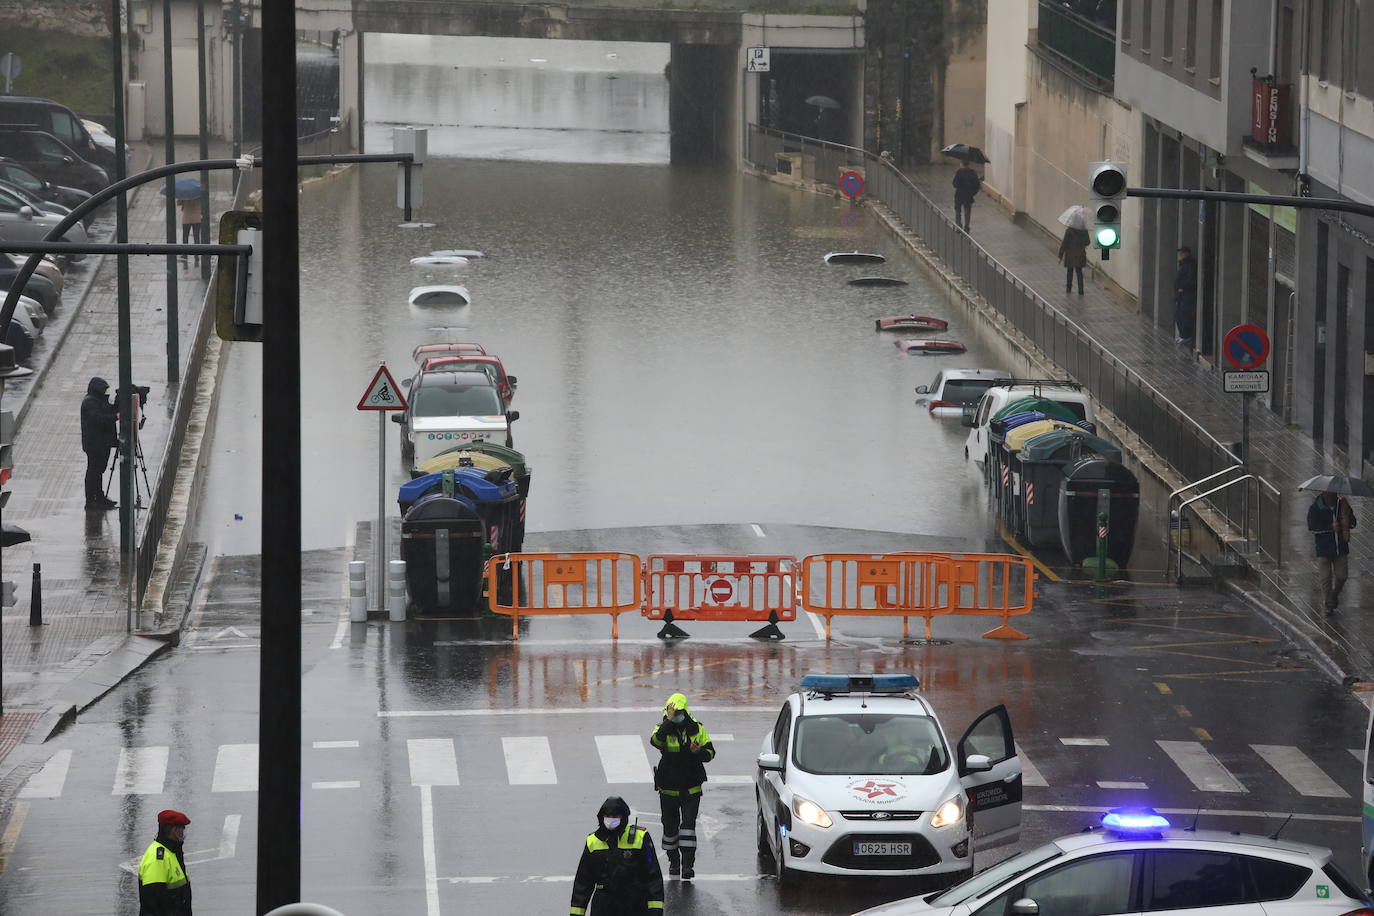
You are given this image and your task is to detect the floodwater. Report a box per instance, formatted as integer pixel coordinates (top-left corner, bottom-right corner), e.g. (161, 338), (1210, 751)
(194, 35), (1131, 569)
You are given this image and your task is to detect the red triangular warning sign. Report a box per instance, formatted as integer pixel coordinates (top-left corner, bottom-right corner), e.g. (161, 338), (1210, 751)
(357, 364), (408, 411)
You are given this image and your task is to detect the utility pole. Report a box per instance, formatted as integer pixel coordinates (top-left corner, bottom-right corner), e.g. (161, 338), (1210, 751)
(162, 0), (179, 386)
(231, 0), (242, 190)
(113, 0), (135, 606)
(197, 0), (211, 281)
(257, 0), (303, 909)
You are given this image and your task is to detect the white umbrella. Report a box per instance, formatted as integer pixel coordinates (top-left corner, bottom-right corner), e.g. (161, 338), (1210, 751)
(1058, 205), (1088, 229)
(805, 95), (841, 110)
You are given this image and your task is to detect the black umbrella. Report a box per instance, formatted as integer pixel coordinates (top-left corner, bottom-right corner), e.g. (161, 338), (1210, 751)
(1297, 475), (1374, 497)
(941, 143), (990, 165)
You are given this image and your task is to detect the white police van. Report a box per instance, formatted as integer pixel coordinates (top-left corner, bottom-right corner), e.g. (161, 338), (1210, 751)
(755, 674), (1022, 887)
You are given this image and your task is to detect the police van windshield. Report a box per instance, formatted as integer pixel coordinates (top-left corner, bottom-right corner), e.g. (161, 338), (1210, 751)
(927, 843), (1063, 906)
(793, 714), (949, 776)
(413, 384), (502, 418)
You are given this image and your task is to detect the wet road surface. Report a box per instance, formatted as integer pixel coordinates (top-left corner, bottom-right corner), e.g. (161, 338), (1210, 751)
(0, 523), (1365, 914)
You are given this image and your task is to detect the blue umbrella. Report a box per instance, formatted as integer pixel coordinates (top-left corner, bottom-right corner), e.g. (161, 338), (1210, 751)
(159, 177), (203, 200)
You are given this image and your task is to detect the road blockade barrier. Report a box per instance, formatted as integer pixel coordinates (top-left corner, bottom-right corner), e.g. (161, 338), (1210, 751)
(486, 552), (641, 639)
(939, 552), (1035, 639)
(800, 552), (1035, 640)
(642, 554), (798, 640)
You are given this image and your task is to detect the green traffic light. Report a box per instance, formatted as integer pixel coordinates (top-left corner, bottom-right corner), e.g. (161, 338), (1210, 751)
(1095, 226), (1119, 248)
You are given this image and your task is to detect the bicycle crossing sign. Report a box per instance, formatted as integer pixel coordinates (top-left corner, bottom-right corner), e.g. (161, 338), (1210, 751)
(357, 364), (407, 411)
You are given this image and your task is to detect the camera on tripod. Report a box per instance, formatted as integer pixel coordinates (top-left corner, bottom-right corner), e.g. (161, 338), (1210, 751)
(114, 384), (151, 430)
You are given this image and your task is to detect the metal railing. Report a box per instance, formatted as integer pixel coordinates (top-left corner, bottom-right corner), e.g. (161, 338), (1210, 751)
(1036, 0), (1116, 89)
(744, 123), (1282, 564)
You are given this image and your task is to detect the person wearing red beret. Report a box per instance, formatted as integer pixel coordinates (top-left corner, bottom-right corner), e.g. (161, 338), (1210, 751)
(138, 809), (192, 914)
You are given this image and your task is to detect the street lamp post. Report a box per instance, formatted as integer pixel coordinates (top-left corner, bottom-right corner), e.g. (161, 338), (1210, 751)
(162, 0), (180, 385)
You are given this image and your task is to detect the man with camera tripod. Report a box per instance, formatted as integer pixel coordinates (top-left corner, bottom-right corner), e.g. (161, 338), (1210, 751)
(81, 377), (119, 511)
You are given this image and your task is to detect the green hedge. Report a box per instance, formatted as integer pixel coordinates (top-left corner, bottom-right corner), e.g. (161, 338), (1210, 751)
(0, 29), (113, 120)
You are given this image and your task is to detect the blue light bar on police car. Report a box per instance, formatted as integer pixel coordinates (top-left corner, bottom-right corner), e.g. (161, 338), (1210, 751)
(1101, 807), (1170, 832)
(800, 674), (919, 693)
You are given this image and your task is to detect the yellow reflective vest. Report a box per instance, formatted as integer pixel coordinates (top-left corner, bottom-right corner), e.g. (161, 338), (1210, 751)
(569, 826), (664, 914)
(138, 840), (191, 914)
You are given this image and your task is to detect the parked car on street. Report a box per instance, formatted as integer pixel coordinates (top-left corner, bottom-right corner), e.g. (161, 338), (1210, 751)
(0, 129), (108, 194)
(392, 370), (519, 469)
(0, 95), (118, 171)
(0, 183), (88, 261)
(0, 157), (94, 225)
(0, 253), (60, 314)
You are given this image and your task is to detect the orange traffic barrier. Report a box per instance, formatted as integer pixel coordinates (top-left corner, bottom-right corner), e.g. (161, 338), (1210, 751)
(643, 554), (798, 639)
(800, 552), (1036, 640)
(800, 553), (954, 640)
(485, 552), (641, 640)
(940, 553), (1036, 639)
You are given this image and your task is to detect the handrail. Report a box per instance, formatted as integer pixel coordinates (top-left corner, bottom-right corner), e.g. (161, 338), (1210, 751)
(1166, 464), (1251, 531)
(1169, 474), (1257, 583)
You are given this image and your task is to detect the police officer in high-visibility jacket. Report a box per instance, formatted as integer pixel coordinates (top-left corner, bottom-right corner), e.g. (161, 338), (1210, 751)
(570, 796), (664, 916)
(650, 692), (715, 880)
(138, 809), (192, 915)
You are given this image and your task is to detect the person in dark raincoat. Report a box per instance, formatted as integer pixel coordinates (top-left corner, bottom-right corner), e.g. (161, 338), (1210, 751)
(569, 796), (664, 916)
(1174, 246), (1198, 345)
(1058, 225), (1090, 295)
(80, 376), (118, 510)
(952, 163), (981, 231)
(1308, 490), (1357, 613)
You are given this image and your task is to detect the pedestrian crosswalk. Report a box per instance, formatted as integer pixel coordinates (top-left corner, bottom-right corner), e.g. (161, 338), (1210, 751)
(17, 733), (1366, 803)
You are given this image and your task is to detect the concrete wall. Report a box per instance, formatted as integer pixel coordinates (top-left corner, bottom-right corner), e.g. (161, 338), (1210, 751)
(129, 0), (226, 138)
(1023, 54), (1141, 298)
(1304, 77), (1374, 206)
(942, 0), (987, 156)
(982, 0), (1032, 208)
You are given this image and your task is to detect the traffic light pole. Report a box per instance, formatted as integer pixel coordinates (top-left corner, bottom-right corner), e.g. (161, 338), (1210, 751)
(1126, 186), (1374, 220)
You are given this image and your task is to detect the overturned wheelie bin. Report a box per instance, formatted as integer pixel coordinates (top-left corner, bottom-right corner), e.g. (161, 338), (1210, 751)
(400, 493), (487, 616)
(398, 465), (523, 614)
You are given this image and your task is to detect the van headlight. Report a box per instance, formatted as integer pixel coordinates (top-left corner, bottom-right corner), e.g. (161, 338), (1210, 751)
(929, 795), (965, 828)
(792, 797), (833, 828)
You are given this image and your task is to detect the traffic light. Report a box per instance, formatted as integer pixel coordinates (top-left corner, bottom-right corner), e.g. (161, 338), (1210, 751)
(1088, 161), (1127, 258)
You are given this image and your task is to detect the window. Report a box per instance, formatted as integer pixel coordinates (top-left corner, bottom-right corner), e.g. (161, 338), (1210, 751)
(1142, 0), (1153, 49)
(961, 706), (1013, 764)
(412, 383), (503, 418)
(1343, 1), (1359, 91)
(929, 844), (1063, 908)
(771, 705), (791, 754)
(1020, 852), (1138, 915)
(0, 165), (41, 194)
(50, 110), (81, 148)
(1122, 0), (1133, 43)
(1147, 850), (1248, 909)
(1209, 0), (1224, 78)
(32, 134), (68, 161)
(793, 714), (950, 776)
(0, 187), (21, 212)
(1184, 0), (1198, 67)
(1162, 0), (1175, 58)
(1246, 857), (1311, 901)
(1315, 0), (1331, 81)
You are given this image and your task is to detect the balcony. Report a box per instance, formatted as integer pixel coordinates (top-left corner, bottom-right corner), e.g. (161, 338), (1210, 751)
(1242, 77), (1299, 171)
(1035, 0), (1116, 92)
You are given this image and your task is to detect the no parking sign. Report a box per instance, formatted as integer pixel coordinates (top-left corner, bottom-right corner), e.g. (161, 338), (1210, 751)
(839, 170), (865, 198)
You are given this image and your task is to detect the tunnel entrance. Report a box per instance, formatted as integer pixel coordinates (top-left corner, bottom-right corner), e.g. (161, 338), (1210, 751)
(667, 43), (738, 164)
(756, 50), (862, 148)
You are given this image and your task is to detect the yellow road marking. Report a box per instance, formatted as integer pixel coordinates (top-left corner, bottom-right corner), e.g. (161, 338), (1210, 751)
(996, 523), (1065, 583)
(1154, 682), (1173, 695)
(1173, 705), (1192, 718)
(0, 801), (28, 879)
(1129, 638), (1275, 651)
(591, 657), (745, 687)
(1192, 727), (1213, 741)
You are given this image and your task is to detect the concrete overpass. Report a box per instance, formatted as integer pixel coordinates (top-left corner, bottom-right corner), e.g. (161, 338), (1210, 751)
(296, 0), (865, 162)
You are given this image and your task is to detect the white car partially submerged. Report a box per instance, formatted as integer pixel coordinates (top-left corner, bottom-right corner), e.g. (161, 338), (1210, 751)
(756, 674), (1022, 887)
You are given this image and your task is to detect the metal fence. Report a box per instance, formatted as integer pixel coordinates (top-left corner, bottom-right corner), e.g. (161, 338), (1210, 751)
(745, 124), (1282, 564)
(1036, 0), (1116, 90)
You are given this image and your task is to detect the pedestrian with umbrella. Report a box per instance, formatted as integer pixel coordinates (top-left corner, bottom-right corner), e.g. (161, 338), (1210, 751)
(161, 177), (205, 268)
(1299, 475), (1370, 613)
(1057, 205), (1090, 296)
(941, 145), (988, 232)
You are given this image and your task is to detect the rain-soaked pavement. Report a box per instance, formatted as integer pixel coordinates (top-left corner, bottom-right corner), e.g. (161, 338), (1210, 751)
(1, 35), (1368, 914)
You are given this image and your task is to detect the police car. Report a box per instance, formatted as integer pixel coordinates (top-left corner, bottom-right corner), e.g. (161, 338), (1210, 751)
(852, 808), (1374, 915)
(755, 674), (1022, 886)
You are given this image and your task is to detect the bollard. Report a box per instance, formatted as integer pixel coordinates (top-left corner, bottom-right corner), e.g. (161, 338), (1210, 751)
(29, 561), (41, 626)
(349, 560), (367, 622)
(1095, 511), (1109, 582)
(387, 559), (407, 621)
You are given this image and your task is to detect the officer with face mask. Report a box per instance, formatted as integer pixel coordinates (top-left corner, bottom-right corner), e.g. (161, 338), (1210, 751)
(650, 692), (715, 880)
(569, 796), (664, 916)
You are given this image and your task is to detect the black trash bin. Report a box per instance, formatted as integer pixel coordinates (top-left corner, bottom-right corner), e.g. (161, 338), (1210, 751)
(1057, 457), (1140, 566)
(400, 493), (486, 617)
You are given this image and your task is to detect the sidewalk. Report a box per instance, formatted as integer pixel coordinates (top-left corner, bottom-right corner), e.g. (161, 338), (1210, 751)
(0, 141), (233, 793)
(904, 165), (1372, 682)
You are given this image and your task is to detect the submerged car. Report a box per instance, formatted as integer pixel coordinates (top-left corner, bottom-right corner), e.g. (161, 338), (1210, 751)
(757, 674), (1021, 888)
(392, 369), (519, 469)
(413, 354), (517, 407)
(853, 807), (1372, 916)
(915, 369), (1013, 418)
